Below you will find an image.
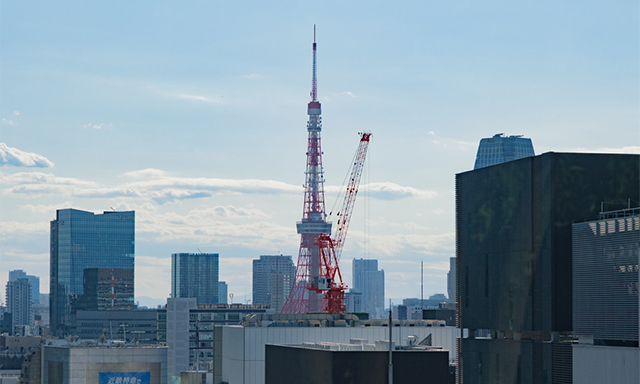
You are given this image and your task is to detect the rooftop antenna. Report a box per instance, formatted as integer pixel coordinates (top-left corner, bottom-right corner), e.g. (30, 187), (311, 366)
(311, 24), (317, 102)
(197, 248), (202, 254)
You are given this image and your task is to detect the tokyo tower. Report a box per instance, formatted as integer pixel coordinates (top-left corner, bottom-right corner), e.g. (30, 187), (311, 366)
(281, 27), (331, 314)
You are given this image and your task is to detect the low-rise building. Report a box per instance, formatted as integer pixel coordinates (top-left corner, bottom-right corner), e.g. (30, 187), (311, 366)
(43, 344), (167, 384)
(216, 313), (458, 384)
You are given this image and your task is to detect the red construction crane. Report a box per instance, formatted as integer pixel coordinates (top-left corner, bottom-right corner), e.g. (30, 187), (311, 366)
(310, 132), (372, 314)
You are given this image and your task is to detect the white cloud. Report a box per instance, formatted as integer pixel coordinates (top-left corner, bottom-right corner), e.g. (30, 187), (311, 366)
(359, 231), (455, 257)
(0, 143), (54, 168)
(135, 255), (171, 299)
(13, 111), (19, 116)
(429, 132), (476, 152)
(361, 182), (437, 200)
(1, 168), (435, 204)
(190, 206), (269, 219)
(244, 74), (262, 79)
(343, 92), (356, 98)
(19, 201), (75, 214)
(175, 93), (222, 104)
(2, 118), (15, 126)
(135, 208), (297, 249)
(564, 146), (640, 154)
(123, 168), (167, 179)
(83, 123), (105, 129)
(0, 221), (50, 236)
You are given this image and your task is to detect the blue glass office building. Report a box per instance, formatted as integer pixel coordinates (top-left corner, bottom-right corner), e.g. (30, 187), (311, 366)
(171, 253), (219, 305)
(473, 133), (535, 169)
(50, 208), (135, 336)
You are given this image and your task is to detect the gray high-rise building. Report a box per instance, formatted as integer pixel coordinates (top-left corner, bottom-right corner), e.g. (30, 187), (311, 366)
(171, 253), (219, 305)
(9, 270), (40, 304)
(50, 208), (135, 337)
(252, 255), (295, 312)
(218, 281), (228, 304)
(473, 133), (535, 169)
(447, 257), (456, 303)
(6, 278), (33, 331)
(352, 258), (385, 319)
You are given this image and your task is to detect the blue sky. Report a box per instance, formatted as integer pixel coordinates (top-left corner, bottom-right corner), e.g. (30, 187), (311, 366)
(1, 1), (638, 306)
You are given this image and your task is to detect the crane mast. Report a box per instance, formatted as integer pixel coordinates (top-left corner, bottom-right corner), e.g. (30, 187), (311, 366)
(331, 132), (372, 262)
(313, 132), (372, 314)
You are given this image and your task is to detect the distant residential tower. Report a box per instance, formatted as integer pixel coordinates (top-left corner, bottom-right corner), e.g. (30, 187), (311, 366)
(9, 270), (40, 304)
(352, 258), (385, 319)
(252, 255), (295, 312)
(6, 278), (33, 331)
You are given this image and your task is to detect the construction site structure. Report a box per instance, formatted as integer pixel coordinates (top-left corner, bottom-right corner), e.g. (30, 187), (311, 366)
(281, 27), (371, 314)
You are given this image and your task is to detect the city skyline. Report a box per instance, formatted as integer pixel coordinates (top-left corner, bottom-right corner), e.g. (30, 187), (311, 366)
(1, 1), (638, 306)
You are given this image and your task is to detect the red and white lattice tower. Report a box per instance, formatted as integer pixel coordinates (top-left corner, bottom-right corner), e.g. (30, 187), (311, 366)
(281, 27), (331, 314)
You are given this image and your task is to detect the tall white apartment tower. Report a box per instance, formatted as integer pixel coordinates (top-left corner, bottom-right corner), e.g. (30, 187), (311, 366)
(252, 255), (295, 312)
(6, 278), (33, 331)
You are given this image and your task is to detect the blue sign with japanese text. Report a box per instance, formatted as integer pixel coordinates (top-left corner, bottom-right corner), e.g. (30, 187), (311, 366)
(99, 372), (150, 384)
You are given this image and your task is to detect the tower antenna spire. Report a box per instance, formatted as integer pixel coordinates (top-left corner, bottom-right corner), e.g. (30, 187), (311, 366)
(311, 25), (318, 102)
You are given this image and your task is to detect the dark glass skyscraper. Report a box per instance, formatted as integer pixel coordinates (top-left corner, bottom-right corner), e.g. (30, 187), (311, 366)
(456, 152), (639, 383)
(50, 208), (135, 337)
(171, 253), (219, 305)
(473, 133), (535, 169)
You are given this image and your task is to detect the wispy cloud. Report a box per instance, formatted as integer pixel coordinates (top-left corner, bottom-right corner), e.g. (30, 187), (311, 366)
(563, 146), (640, 154)
(326, 182), (436, 200)
(175, 93), (222, 104)
(148, 85), (224, 105)
(2, 168), (435, 203)
(83, 123), (111, 129)
(123, 168), (167, 178)
(363, 231), (455, 257)
(429, 132), (476, 152)
(365, 182), (437, 200)
(13, 111), (19, 116)
(244, 74), (262, 79)
(0, 143), (54, 168)
(0, 221), (50, 236)
(19, 201), (75, 214)
(2, 118), (15, 126)
(135, 207), (296, 249)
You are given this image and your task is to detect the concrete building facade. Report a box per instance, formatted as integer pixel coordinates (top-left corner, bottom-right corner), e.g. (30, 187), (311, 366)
(160, 298), (270, 381)
(43, 345), (167, 384)
(217, 315), (458, 384)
